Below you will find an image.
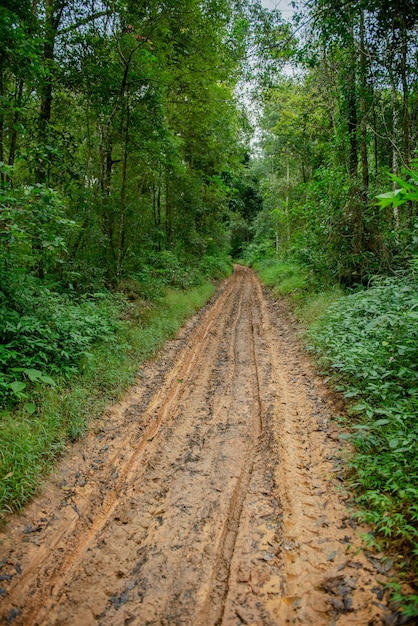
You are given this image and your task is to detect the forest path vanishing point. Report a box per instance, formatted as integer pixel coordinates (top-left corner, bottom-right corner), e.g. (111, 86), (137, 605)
(0, 267), (407, 625)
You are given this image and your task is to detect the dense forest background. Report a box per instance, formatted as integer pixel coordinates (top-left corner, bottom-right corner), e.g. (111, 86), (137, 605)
(0, 0), (275, 404)
(242, 0), (418, 286)
(1, 0), (417, 384)
(1, 0), (418, 610)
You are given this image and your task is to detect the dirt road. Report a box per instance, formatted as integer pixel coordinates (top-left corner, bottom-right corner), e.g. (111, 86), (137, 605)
(0, 267), (405, 625)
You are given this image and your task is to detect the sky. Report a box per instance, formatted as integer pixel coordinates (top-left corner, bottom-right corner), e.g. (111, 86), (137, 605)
(261, 0), (295, 17)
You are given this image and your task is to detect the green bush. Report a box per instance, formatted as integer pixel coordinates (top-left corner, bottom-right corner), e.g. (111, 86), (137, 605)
(0, 274), (121, 407)
(309, 275), (418, 560)
(199, 254), (232, 279)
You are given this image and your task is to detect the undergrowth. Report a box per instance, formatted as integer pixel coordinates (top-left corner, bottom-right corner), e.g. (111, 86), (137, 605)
(309, 277), (418, 539)
(309, 274), (418, 615)
(0, 279), (217, 518)
(253, 259), (308, 298)
(252, 257), (344, 324)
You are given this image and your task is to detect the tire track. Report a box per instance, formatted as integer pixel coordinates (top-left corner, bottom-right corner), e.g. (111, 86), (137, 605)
(0, 271), (244, 625)
(219, 277), (401, 625)
(195, 283), (264, 626)
(0, 267), (402, 626)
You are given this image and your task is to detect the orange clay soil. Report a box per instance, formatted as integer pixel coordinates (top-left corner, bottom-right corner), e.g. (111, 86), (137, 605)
(0, 266), (411, 625)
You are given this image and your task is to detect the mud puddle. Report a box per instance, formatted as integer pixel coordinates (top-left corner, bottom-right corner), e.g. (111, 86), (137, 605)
(0, 267), (410, 625)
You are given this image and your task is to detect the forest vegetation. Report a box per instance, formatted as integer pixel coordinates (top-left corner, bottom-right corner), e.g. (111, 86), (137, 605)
(0, 0), (417, 613)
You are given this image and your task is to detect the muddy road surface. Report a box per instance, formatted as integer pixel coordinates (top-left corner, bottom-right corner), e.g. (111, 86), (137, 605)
(0, 267), (405, 625)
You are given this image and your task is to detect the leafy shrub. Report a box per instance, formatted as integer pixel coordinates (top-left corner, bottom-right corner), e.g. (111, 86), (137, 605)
(0, 274), (121, 407)
(199, 254), (232, 280)
(309, 275), (418, 560)
(0, 181), (77, 275)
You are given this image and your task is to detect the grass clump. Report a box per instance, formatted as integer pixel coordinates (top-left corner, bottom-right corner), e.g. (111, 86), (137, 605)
(253, 257), (344, 326)
(253, 259), (308, 298)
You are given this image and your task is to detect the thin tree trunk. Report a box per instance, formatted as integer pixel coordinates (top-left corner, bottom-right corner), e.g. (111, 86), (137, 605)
(285, 157), (291, 248)
(0, 62), (4, 185)
(116, 102), (130, 280)
(391, 81), (401, 236)
(36, 0), (65, 185)
(347, 69), (358, 178)
(359, 12), (369, 192)
(400, 21), (410, 167)
(8, 78), (24, 170)
(165, 176), (172, 246)
(371, 86), (378, 179)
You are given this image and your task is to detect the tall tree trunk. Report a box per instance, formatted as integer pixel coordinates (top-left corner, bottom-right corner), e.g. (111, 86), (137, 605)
(388, 31), (401, 238)
(165, 176), (172, 246)
(99, 127), (116, 269)
(35, 0), (66, 185)
(371, 86), (378, 178)
(116, 102), (130, 281)
(400, 20), (410, 167)
(36, 0), (61, 184)
(347, 69), (358, 177)
(8, 78), (24, 170)
(359, 12), (369, 192)
(0, 60), (4, 184)
(100, 42), (139, 279)
(285, 156), (291, 248)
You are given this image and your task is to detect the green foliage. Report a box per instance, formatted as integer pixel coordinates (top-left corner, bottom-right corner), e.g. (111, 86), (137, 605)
(309, 275), (418, 567)
(0, 275), (120, 407)
(254, 257), (344, 325)
(254, 259), (308, 297)
(128, 251), (231, 301)
(377, 166), (418, 208)
(0, 179), (78, 274)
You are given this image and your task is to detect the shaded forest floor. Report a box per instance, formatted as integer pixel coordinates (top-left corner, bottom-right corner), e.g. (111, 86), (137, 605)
(0, 267), (413, 625)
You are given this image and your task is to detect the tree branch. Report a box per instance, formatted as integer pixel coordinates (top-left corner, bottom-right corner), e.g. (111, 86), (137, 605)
(57, 10), (113, 36)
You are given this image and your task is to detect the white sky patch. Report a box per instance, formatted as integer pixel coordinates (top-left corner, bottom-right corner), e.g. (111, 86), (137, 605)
(246, 0), (297, 155)
(261, 0), (295, 17)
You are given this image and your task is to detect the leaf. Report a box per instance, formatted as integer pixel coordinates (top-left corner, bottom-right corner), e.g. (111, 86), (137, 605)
(372, 419), (390, 427)
(377, 191), (398, 199)
(23, 368), (43, 382)
(344, 389), (359, 398)
(9, 381), (26, 393)
(351, 403), (367, 412)
(39, 375), (56, 386)
(24, 402), (37, 415)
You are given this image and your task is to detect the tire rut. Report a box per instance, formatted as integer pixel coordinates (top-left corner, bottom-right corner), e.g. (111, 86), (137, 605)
(0, 266), (406, 626)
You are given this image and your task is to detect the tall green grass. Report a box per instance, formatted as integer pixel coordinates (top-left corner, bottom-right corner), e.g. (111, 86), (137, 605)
(253, 258), (344, 324)
(253, 260), (308, 298)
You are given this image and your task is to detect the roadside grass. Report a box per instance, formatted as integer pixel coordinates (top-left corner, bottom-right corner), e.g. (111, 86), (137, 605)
(252, 257), (344, 324)
(254, 258), (418, 616)
(253, 259), (308, 298)
(0, 281), (216, 519)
